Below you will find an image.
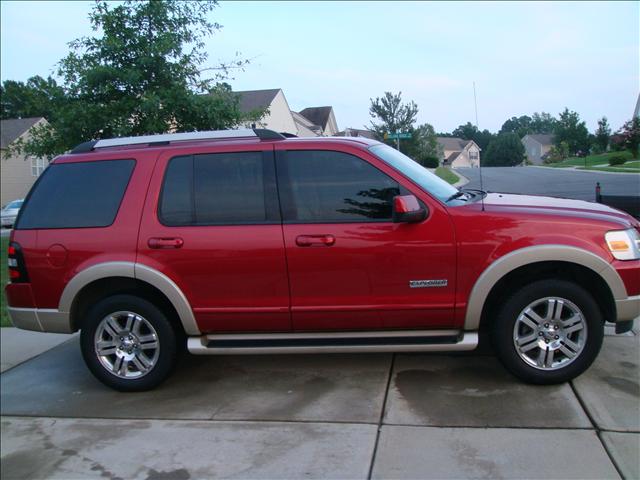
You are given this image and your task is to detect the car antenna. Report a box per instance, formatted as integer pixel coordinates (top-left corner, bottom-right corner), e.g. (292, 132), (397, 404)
(473, 81), (485, 211)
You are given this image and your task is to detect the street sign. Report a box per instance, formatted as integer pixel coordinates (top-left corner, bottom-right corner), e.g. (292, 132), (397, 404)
(386, 132), (411, 140)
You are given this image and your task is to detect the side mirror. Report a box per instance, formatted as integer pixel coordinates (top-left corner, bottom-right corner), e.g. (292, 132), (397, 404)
(392, 195), (428, 223)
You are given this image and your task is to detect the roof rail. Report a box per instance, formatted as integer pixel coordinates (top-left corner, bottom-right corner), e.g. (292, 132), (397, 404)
(69, 128), (285, 153)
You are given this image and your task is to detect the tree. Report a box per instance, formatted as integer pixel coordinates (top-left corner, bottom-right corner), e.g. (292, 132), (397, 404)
(5, 0), (261, 159)
(499, 115), (532, 138)
(368, 91), (418, 142)
(404, 123), (440, 167)
(554, 108), (590, 155)
(594, 117), (610, 153)
(449, 122), (494, 152)
(1, 76), (66, 120)
(452, 122), (478, 140)
(529, 112), (557, 134)
(618, 117), (640, 158)
(483, 133), (526, 166)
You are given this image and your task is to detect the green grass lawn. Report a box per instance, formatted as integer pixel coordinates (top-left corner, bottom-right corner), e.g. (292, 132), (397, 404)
(1, 236), (11, 327)
(577, 162), (640, 173)
(435, 166), (459, 184)
(549, 151), (637, 169)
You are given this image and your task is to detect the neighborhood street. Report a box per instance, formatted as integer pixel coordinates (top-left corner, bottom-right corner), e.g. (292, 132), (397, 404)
(456, 166), (639, 200)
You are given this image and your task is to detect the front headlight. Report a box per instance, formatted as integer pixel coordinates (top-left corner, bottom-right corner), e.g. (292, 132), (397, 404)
(605, 229), (640, 260)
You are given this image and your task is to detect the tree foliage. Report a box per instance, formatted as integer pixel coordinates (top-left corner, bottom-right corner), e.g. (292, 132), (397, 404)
(530, 112), (557, 134)
(0, 76), (66, 121)
(404, 123), (440, 167)
(553, 108), (590, 155)
(618, 117), (640, 158)
(499, 112), (557, 138)
(483, 133), (525, 166)
(499, 115), (532, 138)
(451, 122), (494, 151)
(594, 117), (610, 153)
(3, 0), (261, 158)
(369, 91), (418, 140)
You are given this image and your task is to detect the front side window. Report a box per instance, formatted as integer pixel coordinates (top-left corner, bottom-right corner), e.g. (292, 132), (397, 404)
(159, 151), (273, 226)
(369, 144), (459, 203)
(280, 150), (400, 223)
(16, 159), (135, 229)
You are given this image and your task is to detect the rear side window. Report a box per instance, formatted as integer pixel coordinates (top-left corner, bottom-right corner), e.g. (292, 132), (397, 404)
(279, 150), (400, 223)
(159, 151), (276, 226)
(16, 159), (135, 229)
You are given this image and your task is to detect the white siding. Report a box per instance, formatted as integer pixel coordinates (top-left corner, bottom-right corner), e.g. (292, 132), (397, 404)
(252, 90), (297, 135)
(0, 120), (48, 205)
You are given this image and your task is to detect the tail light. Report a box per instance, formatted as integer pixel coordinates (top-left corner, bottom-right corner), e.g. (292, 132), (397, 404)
(7, 242), (29, 283)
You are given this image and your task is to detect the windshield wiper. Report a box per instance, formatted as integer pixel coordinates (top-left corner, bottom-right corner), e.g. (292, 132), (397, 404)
(446, 190), (467, 202)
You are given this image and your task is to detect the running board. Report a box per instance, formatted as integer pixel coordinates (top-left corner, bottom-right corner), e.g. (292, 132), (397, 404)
(187, 330), (478, 355)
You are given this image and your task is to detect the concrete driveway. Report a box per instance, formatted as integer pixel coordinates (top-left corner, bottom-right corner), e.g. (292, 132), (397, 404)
(456, 167), (639, 201)
(1, 328), (638, 479)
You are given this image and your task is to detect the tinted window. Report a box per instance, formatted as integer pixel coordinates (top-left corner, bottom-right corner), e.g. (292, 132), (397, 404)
(281, 150), (400, 222)
(159, 152), (269, 225)
(369, 144), (459, 203)
(16, 160), (135, 229)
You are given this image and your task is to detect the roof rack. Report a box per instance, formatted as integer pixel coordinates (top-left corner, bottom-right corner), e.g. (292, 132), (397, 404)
(69, 128), (285, 154)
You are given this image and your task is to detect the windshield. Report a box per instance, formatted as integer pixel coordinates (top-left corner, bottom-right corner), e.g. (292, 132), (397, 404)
(369, 144), (459, 203)
(5, 200), (23, 210)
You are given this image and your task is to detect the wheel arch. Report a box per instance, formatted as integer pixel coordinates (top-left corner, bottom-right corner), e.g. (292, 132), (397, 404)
(59, 262), (200, 335)
(465, 245), (626, 331)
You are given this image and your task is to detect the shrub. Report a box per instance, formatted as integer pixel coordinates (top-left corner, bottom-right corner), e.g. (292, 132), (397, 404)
(609, 155), (628, 166)
(419, 156), (440, 168)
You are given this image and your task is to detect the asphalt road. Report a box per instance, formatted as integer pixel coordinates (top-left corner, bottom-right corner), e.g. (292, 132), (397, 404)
(456, 166), (639, 201)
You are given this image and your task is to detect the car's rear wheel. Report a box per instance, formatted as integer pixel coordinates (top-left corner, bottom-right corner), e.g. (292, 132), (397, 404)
(492, 279), (603, 384)
(80, 294), (177, 391)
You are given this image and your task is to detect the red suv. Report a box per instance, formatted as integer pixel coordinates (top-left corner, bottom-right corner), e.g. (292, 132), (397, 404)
(5, 129), (639, 391)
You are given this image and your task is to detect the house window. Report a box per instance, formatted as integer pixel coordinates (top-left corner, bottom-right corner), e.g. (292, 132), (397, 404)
(31, 157), (47, 177)
(469, 151), (479, 160)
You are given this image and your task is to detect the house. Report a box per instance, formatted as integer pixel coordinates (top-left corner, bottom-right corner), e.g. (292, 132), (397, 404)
(521, 134), (554, 165)
(297, 107), (339, 136)
(1, 117), (48, 205)
(335, 128), (376, 139)
(436, 137), (481, 168)
(234, 88), (339, 137)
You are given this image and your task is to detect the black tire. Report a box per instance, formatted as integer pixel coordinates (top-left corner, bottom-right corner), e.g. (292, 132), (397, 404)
(80, 294), (177, 391)
(492, 279), (604, 384)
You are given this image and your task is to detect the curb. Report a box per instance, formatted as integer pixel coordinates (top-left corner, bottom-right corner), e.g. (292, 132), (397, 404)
(528, 166), (639, 176)
(451, 169), (470, 188)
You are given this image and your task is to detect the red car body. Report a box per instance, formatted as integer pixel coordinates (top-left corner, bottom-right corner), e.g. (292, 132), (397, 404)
(5, 131), (639, 389)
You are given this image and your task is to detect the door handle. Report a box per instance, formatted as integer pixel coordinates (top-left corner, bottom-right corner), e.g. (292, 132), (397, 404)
(295, 235), (336, 247)
(148, 237), (184, 249)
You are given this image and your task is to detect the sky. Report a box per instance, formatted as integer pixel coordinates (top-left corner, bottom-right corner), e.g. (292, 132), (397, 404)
(1, 1), (638, 133)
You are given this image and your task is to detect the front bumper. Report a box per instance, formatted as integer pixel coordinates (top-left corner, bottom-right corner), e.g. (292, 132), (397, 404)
(615, 295), (640, 322)
(7, 307), (73, 333)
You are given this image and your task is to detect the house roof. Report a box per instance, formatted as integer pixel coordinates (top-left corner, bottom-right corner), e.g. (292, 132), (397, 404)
(291, 111), (322, 136)
(446, 151), (462, 162)
(437, 137), (470, 151)
(299, 106), (333, 130)
(234, 89), (281, 113)
(335, 128), (376, 139)
(1, 117), (44, 149)
(524, 134), (554, 146)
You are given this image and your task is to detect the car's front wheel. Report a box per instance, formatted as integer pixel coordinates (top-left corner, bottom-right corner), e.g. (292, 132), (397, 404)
(80, 294), (177, 391)
(492, 279), (604, 384)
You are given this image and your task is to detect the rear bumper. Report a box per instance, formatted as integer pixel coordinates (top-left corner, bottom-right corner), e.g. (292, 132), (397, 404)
(7, 307), (73, 333)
